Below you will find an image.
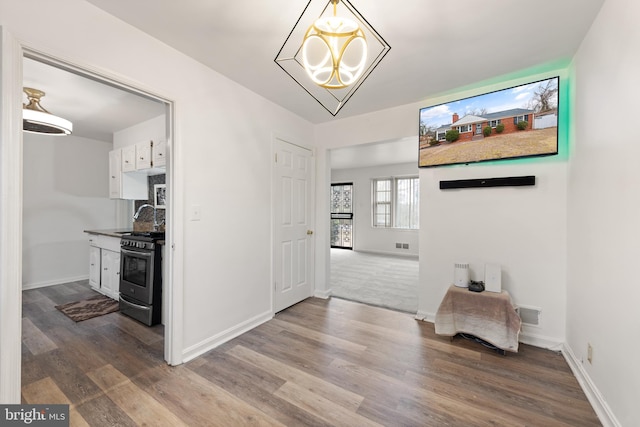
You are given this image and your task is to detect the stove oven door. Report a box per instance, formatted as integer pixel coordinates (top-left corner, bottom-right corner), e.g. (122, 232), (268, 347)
(119, 247), (155, 304)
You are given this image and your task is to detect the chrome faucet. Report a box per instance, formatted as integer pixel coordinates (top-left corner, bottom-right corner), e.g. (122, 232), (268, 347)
(133, 203), (161, 231)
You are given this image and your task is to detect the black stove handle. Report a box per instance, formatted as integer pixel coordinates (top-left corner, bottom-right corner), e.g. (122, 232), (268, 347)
(119, 295), (151, 311)
(121, 248), (153, 258)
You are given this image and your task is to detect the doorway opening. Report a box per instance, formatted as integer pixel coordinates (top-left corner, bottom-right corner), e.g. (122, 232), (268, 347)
(20, 50), (176, 368)
(328, 139), (420, 314)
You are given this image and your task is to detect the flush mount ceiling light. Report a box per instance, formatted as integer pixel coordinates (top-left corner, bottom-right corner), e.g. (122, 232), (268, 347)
(275, 0), (390, 116)
(23, 87), (73, 136)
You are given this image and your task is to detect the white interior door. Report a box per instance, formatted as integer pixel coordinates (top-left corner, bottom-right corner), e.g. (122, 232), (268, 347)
(273, 137), (315, 312)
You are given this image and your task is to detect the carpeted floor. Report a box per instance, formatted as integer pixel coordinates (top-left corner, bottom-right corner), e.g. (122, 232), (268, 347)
(330, 249), (418, 313)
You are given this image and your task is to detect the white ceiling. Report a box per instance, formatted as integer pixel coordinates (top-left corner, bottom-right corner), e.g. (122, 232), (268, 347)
(23, 57), (165, 142)
(331, 137), (418, 170)
(84, 0), (604, 125)
(25, 0), (604, 167)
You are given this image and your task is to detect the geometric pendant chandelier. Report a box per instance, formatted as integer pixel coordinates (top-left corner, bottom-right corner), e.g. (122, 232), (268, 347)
(22, 87), (73, 136)
(275, 0), (390, 116)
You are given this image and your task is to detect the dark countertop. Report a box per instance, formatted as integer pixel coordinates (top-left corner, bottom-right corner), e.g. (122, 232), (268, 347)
(84, 228), (134, 238)
(84, 228), (166, 245)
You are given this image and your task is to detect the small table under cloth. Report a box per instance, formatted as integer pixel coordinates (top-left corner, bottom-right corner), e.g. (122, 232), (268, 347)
(435, 285), (522, 353)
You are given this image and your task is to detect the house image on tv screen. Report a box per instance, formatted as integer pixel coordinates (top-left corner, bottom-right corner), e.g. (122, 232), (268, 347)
(434, 108), (558, 143)
(418, 76), (560, 168)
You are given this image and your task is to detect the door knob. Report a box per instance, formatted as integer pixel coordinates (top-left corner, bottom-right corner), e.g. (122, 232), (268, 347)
(307, 230), (314, 235)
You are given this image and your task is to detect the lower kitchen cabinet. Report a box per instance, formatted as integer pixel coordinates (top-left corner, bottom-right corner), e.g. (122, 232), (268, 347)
(87, 233), (121, 300)
(100, 249), (121, 300)
(89, 246), (101, 289)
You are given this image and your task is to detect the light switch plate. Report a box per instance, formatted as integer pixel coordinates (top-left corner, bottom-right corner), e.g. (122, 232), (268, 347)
(190, 204), (201, 221)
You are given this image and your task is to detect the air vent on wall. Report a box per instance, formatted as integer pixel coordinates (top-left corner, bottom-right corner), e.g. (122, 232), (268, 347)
(516, 306), (541, 326)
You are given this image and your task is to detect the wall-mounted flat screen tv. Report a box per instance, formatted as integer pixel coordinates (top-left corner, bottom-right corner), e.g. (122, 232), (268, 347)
(418, 76), (559, 168)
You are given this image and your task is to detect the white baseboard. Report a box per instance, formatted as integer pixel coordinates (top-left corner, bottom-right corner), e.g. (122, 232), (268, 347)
(518, 330), (563, 351)
(562, 344), (620, 427)
(355, 249), (419, 259)
(181, 310), (273, 363)
(314, 289), (332, 299)
(22, 275), (89, 290)
(415, 310), (433, 322)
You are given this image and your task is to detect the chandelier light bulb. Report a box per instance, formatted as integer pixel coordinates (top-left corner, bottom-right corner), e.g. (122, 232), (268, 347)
(274, 0), (390, 115)
(301, 1), (367, 89)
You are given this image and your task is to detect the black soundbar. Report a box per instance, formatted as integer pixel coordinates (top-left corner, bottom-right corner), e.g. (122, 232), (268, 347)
(439, 175), (535, 190)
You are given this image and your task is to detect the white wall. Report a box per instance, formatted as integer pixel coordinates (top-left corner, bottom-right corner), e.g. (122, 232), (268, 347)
(332, 162), (419, 256)
(22, 133), (119, 288)
(317, 68), (569, 348)
(567, 0), (640, 424)
(113, 114), (165, 149)
(0, 0), (313, 360)
(419, 160), (567, 347)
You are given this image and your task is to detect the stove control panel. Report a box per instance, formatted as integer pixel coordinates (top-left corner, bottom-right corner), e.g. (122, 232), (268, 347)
(121, 239), (155, 250)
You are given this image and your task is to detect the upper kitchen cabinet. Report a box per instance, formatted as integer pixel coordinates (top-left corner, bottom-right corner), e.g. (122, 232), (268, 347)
(109, 149), (123, 199)
(109, 148), (147, 200)
(122, 145), (136, 172)
(111, 116), (166, 199)
(136, 140), (152, 169)
(137, 138), (166, 170)
(152, 139), (166, 167)
(126, 139), (165, 173)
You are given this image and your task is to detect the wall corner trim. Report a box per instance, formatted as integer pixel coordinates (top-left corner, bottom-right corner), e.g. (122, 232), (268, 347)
(314, 289), (332, 299)
(415, 311), (435, 323)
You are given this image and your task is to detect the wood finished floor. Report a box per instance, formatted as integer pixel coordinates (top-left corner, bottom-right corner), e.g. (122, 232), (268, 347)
(22, 282), (601, 426)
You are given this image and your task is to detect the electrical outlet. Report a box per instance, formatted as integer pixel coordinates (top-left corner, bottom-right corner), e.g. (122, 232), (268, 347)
(402, 243), (409, 249)
(395, 243), (401, 248)
(587, 343), (593, 364)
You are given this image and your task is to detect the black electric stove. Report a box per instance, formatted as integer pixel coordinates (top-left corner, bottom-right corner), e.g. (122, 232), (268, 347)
(119, 231), (164, 326)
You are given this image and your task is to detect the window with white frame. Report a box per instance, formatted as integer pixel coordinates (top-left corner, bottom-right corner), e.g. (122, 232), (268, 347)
(489, 119), (501, 127)
(373, 179), (391, 227)
(372, 177), (420, 229)
(514, 115), (529, 124)
(458, 124), (471, 133)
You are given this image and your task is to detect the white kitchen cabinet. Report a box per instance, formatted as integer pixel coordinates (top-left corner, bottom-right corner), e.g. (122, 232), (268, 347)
(100, 249), (121, 300)
(152, 139), (166, 167)
(136, 140), (152, 170)
(108, 149), (122, 199)
(122, 145), (136, 172)
(109, 148), (147, 200)
(89, 245), (101, 289)
(87, 233), (121, 300)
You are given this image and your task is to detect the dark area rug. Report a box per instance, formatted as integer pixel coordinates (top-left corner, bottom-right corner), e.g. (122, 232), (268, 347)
(55, 294), (119, 322)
